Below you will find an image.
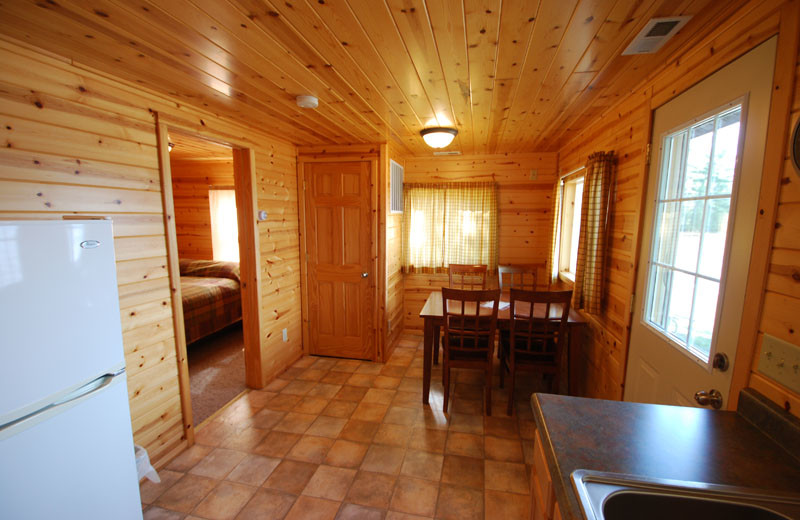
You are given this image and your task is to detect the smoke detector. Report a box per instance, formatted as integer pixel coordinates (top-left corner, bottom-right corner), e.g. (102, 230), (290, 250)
(622, 16), (692, 55)
(296, 95), (319, 109)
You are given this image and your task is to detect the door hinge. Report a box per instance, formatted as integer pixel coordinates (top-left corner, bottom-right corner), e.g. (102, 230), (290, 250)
(645, 143), (652, 167)
(303, 180), (307, 191)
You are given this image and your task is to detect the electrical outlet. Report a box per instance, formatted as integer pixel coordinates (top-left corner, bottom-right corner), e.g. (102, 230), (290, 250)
(758, 334), (800, 394)
(282, 328), (288, 342)
(529, 169), (538, 180)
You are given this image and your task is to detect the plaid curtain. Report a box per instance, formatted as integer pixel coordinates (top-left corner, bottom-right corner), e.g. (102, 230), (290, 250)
(573, 152), (615, 314)
(402, 182), (498, 273)
(547, 180), (563, 287)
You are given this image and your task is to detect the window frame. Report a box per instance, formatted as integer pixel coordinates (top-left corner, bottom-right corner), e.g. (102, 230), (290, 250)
(640, 97), (748, 368)
(557, 173), (585, 284)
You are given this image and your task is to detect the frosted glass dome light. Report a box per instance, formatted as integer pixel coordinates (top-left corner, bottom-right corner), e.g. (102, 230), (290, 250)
(420, 127), (458, 148)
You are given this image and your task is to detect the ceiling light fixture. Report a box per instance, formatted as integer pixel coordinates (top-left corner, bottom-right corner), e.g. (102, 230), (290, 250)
(296, 95), (319, 109)
(420, 127), (458, 148)
(168, 142), (174, 153)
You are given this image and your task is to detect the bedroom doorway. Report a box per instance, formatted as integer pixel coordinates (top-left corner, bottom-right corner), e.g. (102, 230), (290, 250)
(167, 132), (247, 425)
(156, 121), (265, 440)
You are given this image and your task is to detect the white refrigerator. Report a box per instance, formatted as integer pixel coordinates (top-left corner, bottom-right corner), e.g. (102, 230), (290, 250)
(0, 220), (143, 519)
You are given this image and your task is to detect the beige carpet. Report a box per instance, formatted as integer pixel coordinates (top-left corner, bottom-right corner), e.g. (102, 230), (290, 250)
(187, 323), (246, 425)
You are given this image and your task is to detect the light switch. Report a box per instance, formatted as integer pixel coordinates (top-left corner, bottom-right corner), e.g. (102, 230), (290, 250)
(758, 334), (800, 394)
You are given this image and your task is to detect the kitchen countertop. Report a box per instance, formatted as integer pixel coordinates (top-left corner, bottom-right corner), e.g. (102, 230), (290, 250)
(531, 393), (800, 520)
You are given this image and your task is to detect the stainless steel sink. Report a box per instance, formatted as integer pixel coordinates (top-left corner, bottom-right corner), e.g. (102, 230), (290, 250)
(571, 470), (800, 520)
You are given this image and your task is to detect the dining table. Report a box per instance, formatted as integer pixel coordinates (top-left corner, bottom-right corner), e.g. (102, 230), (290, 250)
(418, 290), (587, 405)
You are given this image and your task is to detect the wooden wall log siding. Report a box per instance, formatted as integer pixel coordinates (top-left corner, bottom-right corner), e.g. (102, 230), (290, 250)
(401, 153), (558, 330)
(556, 0), (791, 403)
(170, 159), (235, 260)
(0, 37), (302, 466)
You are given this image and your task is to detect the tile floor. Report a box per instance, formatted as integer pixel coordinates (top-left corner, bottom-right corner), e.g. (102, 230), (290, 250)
(140, 333), (546, 520)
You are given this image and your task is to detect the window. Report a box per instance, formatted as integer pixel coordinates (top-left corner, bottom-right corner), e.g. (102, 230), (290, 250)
(643, 104), (743, 363)
(401, 182), (497, 272)
(208, 188), (239, 262)
(557, 175), (584, 282)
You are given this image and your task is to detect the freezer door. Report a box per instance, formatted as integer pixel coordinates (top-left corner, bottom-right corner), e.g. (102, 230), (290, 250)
(0, 220), (127, 424)
(0, 372), (142, 520)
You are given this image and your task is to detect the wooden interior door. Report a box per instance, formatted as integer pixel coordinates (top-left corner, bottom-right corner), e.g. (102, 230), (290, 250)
(305, 160), (374, 359)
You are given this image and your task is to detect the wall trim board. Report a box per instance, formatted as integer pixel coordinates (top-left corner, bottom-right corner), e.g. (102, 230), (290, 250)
(155, 119), (194, 446)
(232, 147), (266, 388)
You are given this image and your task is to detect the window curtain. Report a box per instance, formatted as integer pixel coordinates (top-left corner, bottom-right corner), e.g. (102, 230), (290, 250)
(401, 182), (498, 273)
(209, 188), (239, 262)
(573, 152), (615, 314)
(547, 180), (563, 287)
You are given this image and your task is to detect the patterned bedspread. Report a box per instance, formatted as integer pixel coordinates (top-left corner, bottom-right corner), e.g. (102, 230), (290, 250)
(181, 274), (241, 345)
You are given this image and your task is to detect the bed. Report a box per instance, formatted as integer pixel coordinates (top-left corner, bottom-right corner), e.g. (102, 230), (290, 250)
(179, 259), (242, 345)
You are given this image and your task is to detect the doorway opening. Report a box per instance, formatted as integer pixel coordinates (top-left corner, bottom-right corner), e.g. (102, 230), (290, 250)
(167, 131), (246, 425)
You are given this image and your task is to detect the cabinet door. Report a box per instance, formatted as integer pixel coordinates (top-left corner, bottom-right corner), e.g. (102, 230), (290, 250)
(531, 430), (554, 520)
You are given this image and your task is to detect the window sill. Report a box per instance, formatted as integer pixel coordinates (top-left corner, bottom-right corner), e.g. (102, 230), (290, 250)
(558, 271), (575, 284)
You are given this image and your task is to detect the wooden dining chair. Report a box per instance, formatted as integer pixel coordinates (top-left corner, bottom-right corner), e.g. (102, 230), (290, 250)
(497, 264), (540, 292)
(434, 263), (489, 365)
(499, 289), (572, 416)
(441, 287), (500, 415)
(448, 264), (488, 290)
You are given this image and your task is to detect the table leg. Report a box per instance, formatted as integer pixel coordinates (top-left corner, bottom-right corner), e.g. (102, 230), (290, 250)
(423, 317), (432, 405)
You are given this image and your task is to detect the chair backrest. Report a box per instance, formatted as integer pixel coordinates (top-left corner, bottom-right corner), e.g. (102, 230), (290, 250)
(441, 287), (500, 359)
(448, 264), (488, 290)
(508, 289), (572, 365)
(498, 264), (540, 292)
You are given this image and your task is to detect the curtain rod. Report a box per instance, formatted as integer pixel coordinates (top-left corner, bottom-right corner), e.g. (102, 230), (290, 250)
(560, 165), (586, 179)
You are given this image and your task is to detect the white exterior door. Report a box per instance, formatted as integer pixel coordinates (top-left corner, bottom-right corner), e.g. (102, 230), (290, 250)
(624, 38), (776, 409)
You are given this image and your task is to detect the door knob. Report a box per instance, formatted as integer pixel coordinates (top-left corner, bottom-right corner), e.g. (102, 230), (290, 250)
(361, 272), (369, 278)
(694, 389), (723, 409)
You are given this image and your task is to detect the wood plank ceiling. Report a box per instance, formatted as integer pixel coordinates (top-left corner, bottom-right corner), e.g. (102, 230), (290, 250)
(0, 0), (740, 156)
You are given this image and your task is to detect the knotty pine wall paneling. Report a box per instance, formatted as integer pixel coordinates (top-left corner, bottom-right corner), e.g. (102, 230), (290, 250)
(402, 153), (558, 330)
(170, 158), (235, 260)
(556, 0), (791, 403)
(0, 37), (302, 465)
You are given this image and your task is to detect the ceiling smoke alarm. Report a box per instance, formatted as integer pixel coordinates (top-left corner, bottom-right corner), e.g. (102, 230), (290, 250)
(296, 95), (319, 109)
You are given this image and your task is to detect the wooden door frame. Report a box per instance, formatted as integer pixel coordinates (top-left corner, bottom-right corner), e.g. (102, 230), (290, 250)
(297, 147), (380, 361)
(155, 115), (265, 444)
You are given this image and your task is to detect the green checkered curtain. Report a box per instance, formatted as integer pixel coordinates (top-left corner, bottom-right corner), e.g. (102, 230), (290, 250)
(573, 152), (615, 314)
(402, 182), (498, 273)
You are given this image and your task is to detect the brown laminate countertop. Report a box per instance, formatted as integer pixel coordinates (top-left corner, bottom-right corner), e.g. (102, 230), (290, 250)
(531, 393), (800, 520)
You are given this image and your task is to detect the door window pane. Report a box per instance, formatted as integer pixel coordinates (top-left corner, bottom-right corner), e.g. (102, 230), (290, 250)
(644, 104), (742, 363)
(682, 120), (714, 197)
(698, 198), (730, 278)
(708, 108), (742, 195)
(675, 200), (702, 272)
(688, 278), (720, 358)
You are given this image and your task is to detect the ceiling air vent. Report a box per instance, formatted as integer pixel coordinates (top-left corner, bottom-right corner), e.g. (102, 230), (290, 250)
(390, 159), (403, 214)
(433, 150), (461, 156)
(622, 16), (692, 55)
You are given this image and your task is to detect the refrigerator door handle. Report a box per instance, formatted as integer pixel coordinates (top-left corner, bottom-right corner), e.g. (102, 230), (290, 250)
(0, 368), (125, 434)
